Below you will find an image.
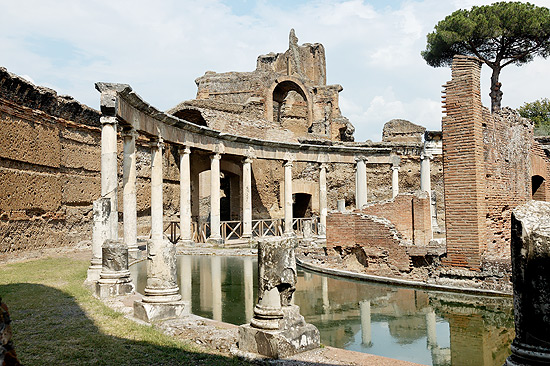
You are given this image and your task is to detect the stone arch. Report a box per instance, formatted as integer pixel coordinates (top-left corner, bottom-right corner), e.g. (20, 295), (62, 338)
(172, 108), (207, 126)
(265, 77), (313, 127)
(532, 175), (546, 201)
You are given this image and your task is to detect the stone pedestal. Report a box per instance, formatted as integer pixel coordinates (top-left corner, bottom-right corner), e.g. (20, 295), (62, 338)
(238, 236), (320, 358)
(239, 305), (320, 359)
(505, 201), (550, 365)
(96, 239), (134, 298)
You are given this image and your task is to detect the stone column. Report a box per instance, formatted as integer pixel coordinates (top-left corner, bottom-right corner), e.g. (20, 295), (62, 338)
(391, 165), (400, 199)
(179, 146), (193, 246)
(122, 128), (138, 259)
(134, 138), (188, 322)
(284, 160), (294, 235)
(208, 153), (223, 244)
(318, 163), (328, 237)
(96, 239), (134, 298)
(101, 116), (118, 241)
(505, 201), (550, 365)
(355, 156), (367, 209)
(87, 197), (111, 282)
(421, 152), (435, 237)
(360, 300), (372, 347)
(242, 157), (253, 239)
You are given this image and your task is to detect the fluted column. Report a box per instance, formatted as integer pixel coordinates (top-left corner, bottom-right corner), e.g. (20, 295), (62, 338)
(391, 165), (400, 199)
(101, 116), (118, 240)
(284, 160), (294, 235)
(355, 156), (367, 209)
(209, 153), (222, 244)
(179, 146), (193, 245)
(319, 163), (328, 237)
(242, 157), (253, 239)
(122, 128), (138, 258)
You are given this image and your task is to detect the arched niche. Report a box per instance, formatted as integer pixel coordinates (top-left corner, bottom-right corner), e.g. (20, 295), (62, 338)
(532, 175), (546, 201)
(265, 77), (313, 127)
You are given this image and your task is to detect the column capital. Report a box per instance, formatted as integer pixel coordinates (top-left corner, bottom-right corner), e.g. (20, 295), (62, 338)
(100, 116), (118, 126)
(283, 160), (293, 168)
(121, 127), (137, 138)
(421, 152), (433, 161)
(319, 162), (328, 170)
(149, 137), (164, 149)
(179, 146), (191, 155)
(391, 165), (400, 171)
(243, 156), (253, 165)
(211, 152), (222, 160)
(355, 155), (368, 163)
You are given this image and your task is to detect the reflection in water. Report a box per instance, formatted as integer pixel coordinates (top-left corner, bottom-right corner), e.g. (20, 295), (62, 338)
(131, 255), (514, 366)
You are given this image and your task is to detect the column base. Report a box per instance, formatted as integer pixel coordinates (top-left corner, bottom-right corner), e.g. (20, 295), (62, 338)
(206, 237), (224, 246)
(177, 239), (195, 248)
(86, 264), (102, 283)
(504, 343), (550, 365)
(134, 299), (189, 322)
(239, 305), (320, 358)
(95, 270), (134, 298)
(128, 246), (141, 262)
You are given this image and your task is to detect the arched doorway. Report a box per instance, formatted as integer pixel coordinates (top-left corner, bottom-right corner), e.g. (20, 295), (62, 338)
(532, 175), (546, 201)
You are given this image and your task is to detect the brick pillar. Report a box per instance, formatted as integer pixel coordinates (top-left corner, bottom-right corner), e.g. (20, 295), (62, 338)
(442, 55), (486, 270)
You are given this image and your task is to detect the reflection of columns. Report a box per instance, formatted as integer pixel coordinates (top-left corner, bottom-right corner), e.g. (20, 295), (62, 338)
(211, 256), (222, 321)
(101, 116), (118, 240)
(209, 153), (222, 243)
(319, 163), (328, 237)
(360, 300), (372, 347)
(284, 160), (293, 235)
(426, 308), (437, 349)
(391, 165), (400, 199)
(321, 276), (330, 312)
(355, 157), (367, 209)
(179, 256), (192, 311)
(179, 147), (193, 245)
(242, 157), (253, 239)
(122, 128), (138, 258)
(244, 257), (254, 323)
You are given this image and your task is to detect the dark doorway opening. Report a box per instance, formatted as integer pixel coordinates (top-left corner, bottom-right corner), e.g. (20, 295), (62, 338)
(220, 175), (231, 221)
(293, 193), (312, 218)
(532, 175), (546, 201)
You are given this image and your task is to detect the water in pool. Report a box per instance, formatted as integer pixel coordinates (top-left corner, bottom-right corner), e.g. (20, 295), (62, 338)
(130, 255), (514, 366)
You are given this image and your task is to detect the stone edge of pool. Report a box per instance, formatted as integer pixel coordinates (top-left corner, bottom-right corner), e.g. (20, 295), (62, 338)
(296, 257), (512, 297)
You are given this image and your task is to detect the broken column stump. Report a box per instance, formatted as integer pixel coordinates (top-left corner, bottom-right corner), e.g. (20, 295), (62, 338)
(505, 201), (550, 365)
(96, 239), (134, 298)
(238, 236), (320, 358)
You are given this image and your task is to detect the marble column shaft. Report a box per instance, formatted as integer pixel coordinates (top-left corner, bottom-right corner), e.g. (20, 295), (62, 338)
(210, 153), (222, 240)
(284, 160), (293, 235)
(319, 163), (327, 236)
(122, 129), (138, 255)
(179, 147), (193, 243)
(391, 165), (400, 199)
(242, 157), (253, 238)
(355, 157), (367, 209)
(101, 116), (118, 240)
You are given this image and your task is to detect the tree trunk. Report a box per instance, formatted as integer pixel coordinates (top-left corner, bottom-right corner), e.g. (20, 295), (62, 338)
(489, 66), (503, 113)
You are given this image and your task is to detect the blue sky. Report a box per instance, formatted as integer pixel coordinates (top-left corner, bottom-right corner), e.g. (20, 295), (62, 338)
(1, 0), (549, 141)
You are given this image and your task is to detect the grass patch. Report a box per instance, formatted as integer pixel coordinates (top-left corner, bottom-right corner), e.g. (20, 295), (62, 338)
(0, 256), (251, 366)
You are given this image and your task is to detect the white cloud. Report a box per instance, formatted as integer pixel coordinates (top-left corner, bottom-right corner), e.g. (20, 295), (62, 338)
(0, 0), (549, 141)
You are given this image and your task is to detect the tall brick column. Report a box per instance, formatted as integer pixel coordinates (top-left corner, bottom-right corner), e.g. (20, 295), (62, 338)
(442, 55), (486, 270)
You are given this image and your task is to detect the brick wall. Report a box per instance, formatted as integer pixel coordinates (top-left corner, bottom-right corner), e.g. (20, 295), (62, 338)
(360, 193), (432, 246)
(442, 56), (549, 270)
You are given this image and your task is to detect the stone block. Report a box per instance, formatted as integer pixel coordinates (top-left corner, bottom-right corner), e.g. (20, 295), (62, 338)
(60, 139), (100, 171)
(133, 300), (189, 322)
(0, 168), (61, 211)
(238, 305), (320, 358)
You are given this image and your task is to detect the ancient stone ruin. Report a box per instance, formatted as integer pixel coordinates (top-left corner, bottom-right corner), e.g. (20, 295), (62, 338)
(505, 200), (550, 365)
(238, 236), (320, 358)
